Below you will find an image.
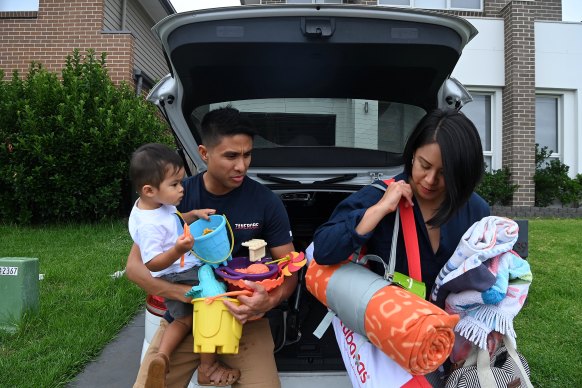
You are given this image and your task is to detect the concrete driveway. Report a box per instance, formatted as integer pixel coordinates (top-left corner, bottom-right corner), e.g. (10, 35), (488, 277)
(68, 311), (145, 388)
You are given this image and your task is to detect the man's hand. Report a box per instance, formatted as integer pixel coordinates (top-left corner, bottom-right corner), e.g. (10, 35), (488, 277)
(184, 208), (216, 223)
(222, 280), (282, 324)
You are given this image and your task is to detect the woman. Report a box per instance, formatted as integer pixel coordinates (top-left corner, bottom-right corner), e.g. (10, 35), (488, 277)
(312, 108), (490, 296)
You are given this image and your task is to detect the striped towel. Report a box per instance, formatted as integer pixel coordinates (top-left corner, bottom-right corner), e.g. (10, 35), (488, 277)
(431, 216), (520, 307)
(430, 216), (532, 349)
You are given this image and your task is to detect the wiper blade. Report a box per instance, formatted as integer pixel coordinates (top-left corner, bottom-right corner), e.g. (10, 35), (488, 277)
(316, 174), (357, 184)
(257, 174), (301, 184)
(257, 173), (357, 185)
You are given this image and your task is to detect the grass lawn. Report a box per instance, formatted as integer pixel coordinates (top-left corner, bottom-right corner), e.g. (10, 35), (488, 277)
(515, 219), (582, 387)
(0, 218), (581, 387)
(0, 220), (143, 387)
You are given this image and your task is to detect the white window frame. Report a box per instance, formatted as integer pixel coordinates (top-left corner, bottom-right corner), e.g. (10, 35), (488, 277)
(463, 88), (502, 172)
(535, 90), (578, 177)
(535, 93), (562, 160)
(376, 0), (483, 12)
(0, 0), (39, 11)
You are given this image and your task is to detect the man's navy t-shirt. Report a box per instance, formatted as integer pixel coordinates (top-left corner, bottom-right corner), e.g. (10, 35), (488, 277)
(178, 174), (293, 258)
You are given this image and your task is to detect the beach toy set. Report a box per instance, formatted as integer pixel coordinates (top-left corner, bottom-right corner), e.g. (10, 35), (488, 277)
(214, 251), (306, 292)
(184, 215), (306, 355)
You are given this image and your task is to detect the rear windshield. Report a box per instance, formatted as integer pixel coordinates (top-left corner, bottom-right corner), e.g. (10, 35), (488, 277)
(191, 98), (425, 168)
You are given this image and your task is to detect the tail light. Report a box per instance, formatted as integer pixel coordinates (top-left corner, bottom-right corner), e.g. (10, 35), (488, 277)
(146, 294), (167, 317)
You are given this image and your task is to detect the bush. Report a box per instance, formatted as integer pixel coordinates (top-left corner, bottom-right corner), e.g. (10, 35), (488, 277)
(0, 49), (174, 224)
(533, 144), (580, 207)
(476, 165), (518, 206)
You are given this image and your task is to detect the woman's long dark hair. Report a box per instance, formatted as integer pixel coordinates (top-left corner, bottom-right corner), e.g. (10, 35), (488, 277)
(403, 108), (484, 227)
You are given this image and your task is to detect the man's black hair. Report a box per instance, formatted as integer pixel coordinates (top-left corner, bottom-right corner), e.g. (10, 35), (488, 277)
(200, 106), (256, 148)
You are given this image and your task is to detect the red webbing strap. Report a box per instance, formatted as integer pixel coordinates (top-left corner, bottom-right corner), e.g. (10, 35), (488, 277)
(383, 179), (422, 282)
(401, 375), (431, 388)
(399, 200), (422, 282)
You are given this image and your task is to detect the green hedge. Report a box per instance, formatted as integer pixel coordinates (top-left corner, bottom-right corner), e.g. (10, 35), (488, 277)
(0, 50), (174, 224)
(476, 166), (518, 206)
(476, 145), (582, 208)
(534, 144), (582, 207)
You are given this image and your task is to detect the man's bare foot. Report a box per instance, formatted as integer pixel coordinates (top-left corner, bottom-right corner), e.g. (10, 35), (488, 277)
(197, 361), (240, 386)
(144, 353), (169, 388)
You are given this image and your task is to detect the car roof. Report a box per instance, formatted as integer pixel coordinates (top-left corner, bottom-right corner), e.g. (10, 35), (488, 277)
(152, 5), (478, 113)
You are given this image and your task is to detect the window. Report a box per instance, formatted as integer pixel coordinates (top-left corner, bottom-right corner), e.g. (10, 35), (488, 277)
(462, 92), (500, 172)
(377, 0), (482, 11)
(0, 0), (38, 11)
(450, 0), (481, 10)
(535, 95), (560, 158)
(191, 98), (425, 168)
(286, 0), (342, 4)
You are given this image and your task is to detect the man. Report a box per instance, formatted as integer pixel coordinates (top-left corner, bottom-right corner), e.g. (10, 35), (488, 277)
(126, 106), (296, 387)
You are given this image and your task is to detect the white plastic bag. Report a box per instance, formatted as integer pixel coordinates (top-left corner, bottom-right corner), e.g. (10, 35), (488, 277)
(332, 316), (413, 388)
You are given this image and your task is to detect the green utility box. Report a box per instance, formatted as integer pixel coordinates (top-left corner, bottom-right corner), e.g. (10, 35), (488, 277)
(0, 257), (39, 329)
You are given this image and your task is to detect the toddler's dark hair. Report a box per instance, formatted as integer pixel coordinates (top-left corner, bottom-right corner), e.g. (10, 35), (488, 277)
(129, 143), (183, 193)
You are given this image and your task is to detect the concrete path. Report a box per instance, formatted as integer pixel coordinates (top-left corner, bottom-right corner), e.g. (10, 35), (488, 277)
(68, 311), (145, 388)
(67, 310), (351, 388)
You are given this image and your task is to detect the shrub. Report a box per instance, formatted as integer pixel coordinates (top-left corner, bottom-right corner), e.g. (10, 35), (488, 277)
(564, 174), (582, 208)
(533, 144), (579, 207)
(476, 165), (518, 206)
(0, 49), (174, 224)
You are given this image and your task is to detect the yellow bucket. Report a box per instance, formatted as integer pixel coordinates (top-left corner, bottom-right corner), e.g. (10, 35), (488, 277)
(191, 297), (242, 354)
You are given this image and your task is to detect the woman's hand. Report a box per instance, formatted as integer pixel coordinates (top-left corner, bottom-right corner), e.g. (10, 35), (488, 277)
(377, 180), (414, 213)
(222, 280), (281, 324)
(355, 180), (413, 235)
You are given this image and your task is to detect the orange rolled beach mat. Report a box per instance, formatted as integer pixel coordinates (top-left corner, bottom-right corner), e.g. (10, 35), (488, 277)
(305, 259), (459, 375)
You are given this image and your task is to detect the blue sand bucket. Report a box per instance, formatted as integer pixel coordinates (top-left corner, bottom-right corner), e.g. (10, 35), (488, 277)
(190, 215), (234, 266)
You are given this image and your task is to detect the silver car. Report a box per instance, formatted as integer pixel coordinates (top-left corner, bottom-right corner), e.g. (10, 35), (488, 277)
(143, 4), (477, 387)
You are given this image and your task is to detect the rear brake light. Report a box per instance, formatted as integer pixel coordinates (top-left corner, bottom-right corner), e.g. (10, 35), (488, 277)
(146, 294), (167, 317)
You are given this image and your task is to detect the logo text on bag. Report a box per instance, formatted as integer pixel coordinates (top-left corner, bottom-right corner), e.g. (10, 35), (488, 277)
(341, 322), (369, 384)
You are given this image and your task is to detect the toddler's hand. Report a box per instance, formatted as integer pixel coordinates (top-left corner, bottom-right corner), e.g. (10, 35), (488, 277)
(175, 234), (194, 255)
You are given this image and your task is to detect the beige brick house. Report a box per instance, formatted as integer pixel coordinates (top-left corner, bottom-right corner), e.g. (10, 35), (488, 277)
(0, 0), (175, 91)
(245, 0), (581, 209)
(3, 0), (581, 209)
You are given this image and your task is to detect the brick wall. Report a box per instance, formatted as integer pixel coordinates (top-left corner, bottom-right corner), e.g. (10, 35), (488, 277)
(492, 206), (582, 219)
(0, 0), (134, 85)
(485, 0), (562, 20)
(446, 0), (561, 207)
(499, 2), (536, 206)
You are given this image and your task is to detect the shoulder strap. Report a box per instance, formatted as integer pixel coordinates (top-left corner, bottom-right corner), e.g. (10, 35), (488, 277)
(379, 179), (422, 282)
(476, 335), (533, 388)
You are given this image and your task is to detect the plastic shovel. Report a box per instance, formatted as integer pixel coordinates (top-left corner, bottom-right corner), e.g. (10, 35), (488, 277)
(204, 290), (253, 304)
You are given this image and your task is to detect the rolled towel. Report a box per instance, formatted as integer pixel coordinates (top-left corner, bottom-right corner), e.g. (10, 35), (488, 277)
(305, 259), (459, 375)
